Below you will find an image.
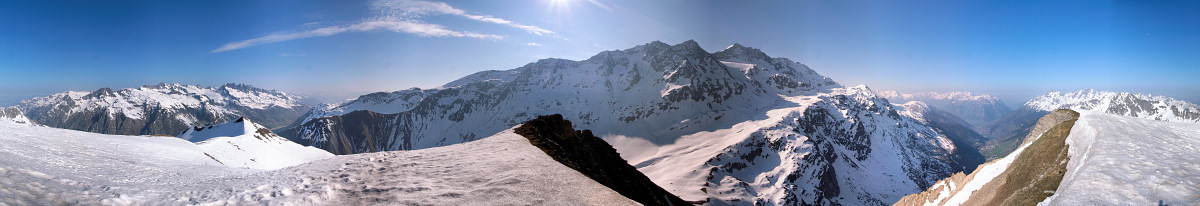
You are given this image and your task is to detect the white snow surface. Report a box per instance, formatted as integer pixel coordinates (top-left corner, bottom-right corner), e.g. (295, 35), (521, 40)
(178, 118), (334, 170)
(1041, 112), (1200, 205)
(1024, 89), (1200, 123)
(0, 122), (636, 205)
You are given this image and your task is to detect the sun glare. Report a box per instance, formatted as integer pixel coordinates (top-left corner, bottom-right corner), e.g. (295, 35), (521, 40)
(546, 0), (572, 14)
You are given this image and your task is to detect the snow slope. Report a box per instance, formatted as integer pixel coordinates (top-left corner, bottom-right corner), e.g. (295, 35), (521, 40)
(179, 117), (333, 170)
(15, 83), (311, 135)
(0, 121), (636, 205)
(290, 40), (964, 204)
(1043, 112), (1200, 205)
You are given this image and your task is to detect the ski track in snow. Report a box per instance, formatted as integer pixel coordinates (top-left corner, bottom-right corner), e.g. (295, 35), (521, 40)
(0, 122), (635, 205)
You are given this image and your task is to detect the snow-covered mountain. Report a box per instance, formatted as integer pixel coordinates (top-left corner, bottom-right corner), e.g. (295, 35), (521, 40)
(1024, 89), (1200, 122)
(879, 91), (1012, 131)
(290, 40), (965, 204)
(0, 107), (36, 126)
(0, 118), (636, 205)
(178, 117), (333, 169)
(15, 83), (312, 135)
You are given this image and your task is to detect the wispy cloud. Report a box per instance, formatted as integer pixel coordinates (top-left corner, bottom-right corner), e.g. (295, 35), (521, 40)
(213, 0), (551, 53)
(526, 42), (542, 47)
(371, 0), (554, 35)
(584, 0), (613, 12)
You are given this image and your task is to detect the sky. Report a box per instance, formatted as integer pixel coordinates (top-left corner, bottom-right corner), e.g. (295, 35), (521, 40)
(1, 0), (1197, 107)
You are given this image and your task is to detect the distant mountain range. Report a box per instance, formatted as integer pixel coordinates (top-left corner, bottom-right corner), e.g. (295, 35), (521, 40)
(1025, 89), (1200, 122)
(282, 40), (971, 204)
(14, 83), (311, 136)
(879, 91), (1012, 134)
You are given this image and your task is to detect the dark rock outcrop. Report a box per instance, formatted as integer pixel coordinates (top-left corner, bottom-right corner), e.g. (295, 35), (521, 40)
(515, 114), (691, 206)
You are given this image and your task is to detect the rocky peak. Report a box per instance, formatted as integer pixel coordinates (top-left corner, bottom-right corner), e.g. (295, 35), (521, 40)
(219, 83), (276, 94)
(0, 107), (36, 125)
(84, 87), (116, 99)
(714, 43), (771, 61)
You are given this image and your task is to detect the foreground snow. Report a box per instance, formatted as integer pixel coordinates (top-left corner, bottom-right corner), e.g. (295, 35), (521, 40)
(1044, 112), (1200, 205)
(0, 122), (635, 205)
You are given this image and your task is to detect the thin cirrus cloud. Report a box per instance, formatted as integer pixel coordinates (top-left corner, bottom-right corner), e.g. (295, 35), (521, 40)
(212, 0), (553, 53)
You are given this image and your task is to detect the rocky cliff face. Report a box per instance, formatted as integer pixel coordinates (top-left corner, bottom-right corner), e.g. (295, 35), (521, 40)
(16, 83), (310, 135)
(897, 102), (987, 173)
(290, 40), (962, 204)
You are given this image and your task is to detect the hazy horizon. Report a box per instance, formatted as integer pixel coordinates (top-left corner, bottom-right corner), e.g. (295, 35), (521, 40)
(2, 0), (1197, 107)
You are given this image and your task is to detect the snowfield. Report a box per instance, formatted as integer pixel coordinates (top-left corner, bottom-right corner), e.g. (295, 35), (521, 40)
(1044, 112), (1200, 205)
(181, 118), (334, 170)
(0, 121), (634, 205)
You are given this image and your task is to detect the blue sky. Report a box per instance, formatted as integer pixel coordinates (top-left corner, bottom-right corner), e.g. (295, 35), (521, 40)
(1, 0), (1197, 106)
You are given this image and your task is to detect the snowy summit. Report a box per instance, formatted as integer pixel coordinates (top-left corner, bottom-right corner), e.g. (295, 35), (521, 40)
(179, 117), (333, 170)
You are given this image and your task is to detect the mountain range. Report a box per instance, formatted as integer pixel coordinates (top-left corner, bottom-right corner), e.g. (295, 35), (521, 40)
(281, 40), (971, 204)
(878, 91), (1012, 133)
(14, 83), (311, 136)
(5, 40), (1199, 205)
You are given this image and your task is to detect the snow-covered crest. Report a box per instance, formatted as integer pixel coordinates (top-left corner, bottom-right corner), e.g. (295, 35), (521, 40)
(178, 117), (333, 170)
